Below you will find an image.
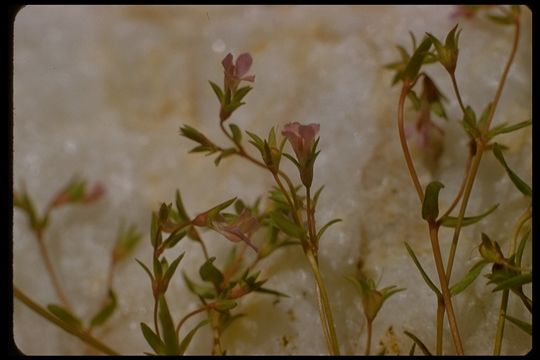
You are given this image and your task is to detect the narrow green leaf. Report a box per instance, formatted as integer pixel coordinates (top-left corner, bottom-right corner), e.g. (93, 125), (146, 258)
(140, 322), (167, 355)
(404, 331), (432, 356)
(487, 119), (531, 139)
(404, 242), (442, 298)
(47, 304), (83, 329)
(199, 257), (224, 289)
(175, 190), (189, 221)
(422, 181), (444, 221)
(153, 256), (163, 280)
(158, 296), (180, 355)
(178, 319), (209, 355)
(491, 273), (532, 292)
(162, 252), (185, 291)
(246, 131), (264, 154)
(233, 86), (252, 103)
(441, 204), (499, 228)
(316, 218), (342, 242)
(282, 153), (300, 168)
(182, 272), (216, 299)
(208, 81), (224, 103)
(163, 228), (188, 249)
(515, 229), (530, 267)
(136, 259), (155, 284)
(255, 287), (289, 298)
(503, 314), (532, 335)
(159, 203), (170, 224)
(402, 36), (432, 82)
(270, 212), (305, 239)
(449, 260), (489, 296)
(492, 143), (532, 197)
(213, 299), (238, 311)
(90, 290), (117, 328)
(312, 185), (325, 208)
(229, 124), (242, 144)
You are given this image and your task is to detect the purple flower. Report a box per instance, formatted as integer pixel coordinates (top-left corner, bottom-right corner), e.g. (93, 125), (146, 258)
(222, 52), (255, 92)
(281, 122), (320, 165)
(214, 209), (259, 252)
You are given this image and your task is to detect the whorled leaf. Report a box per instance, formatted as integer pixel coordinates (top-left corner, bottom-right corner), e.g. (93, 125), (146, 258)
(89, 289), (117, 328)
(404, 331), (432, 356)
(441, 204), (499, 228)
(199, 257), (224, 289)
(492, 143), (532, 197)
(47, 304), (83, 330)
(449, 260), (489, 296)
(503, 314), (532, 335)
(141, 322), (166, 355)
(158, 296), (181, 355)
(179, 319), (209, 355)
(404, 242), (442, 299)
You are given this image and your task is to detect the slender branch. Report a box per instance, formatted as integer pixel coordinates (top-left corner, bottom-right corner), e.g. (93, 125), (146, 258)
(175, 306), (208, 338)
(440, 152), (473, 219)
(305, 187), (317, 249)
(493, 204), (531, 354)
(365, 320), (372, 356)
(450, 74), (467, 116)
(153, 298), (160, 338)
(483, 16), (521, 132)
(209, 309), (224, 355)
(34, 230), (72, 310)
(306, 251), (340, 355)
(13, 285), (120, 356)
(398, 82), (424, 203)
(493, 290), (509, 355)
(436, 298), (444, 355)
(445, 146), (484, 281)
(428, 223), (464, 355)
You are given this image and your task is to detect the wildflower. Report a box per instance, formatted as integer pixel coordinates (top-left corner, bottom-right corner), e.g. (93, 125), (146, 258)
(282, 123), (319, 164)
(222, 52), (255, 92)
(214, 209), (259, 252)
(282, 122), (320, 187)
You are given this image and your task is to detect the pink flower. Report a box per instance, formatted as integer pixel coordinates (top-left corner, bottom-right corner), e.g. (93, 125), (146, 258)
(281, 122), (320, 165)
(222, 52), (255, 92)
(214, 209), (259, 252)
(82, 183), (106, 203)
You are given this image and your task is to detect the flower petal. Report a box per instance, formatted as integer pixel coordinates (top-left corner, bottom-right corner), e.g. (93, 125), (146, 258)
(222, 53), (234, 73)
(235, 53), (253, 77)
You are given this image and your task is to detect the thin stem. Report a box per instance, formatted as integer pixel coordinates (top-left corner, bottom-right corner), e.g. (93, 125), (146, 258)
(436, 298), (444, 355)
(175, 306), (208, 338)
(305, 187), (317, 249)
(153, 298), (160, 338)
(450, 74), (467, 116)
(13, 285), (120, 355)
(428, 223), (464, 355)
(398, 83), (424, 203)
(445, 146), (484, 281)
(365, 320), (372, 356)
(306, 251), (340, 355)
(210, 309), (224, 355)
(484, 18), (521, 132)
(493, 290), (509, 355)
(493, 204), (532, 354)
(35, 230), (72, 310)
(440, 152), (473, 219)
(106, 260), (115, 293)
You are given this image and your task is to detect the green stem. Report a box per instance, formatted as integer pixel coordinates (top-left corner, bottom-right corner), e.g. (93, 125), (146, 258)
(428, 223), (464, 355)
(306, 251), (340, 355)
(493, 290), (509, 355)
(209, 309), (224, 355)
(397, 82), (424, 203)
(365, 320), (372, 356)
(13, 285), (120, 355)
(436, 297), (444, 355)
(35, 230), (72, 311)
(445, 145), (484, 281)
(153, 298), (160, 338)
(450, 74), (467, 116)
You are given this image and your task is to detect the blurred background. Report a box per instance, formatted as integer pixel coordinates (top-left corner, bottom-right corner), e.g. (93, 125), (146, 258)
(13, 5), (531, 355)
